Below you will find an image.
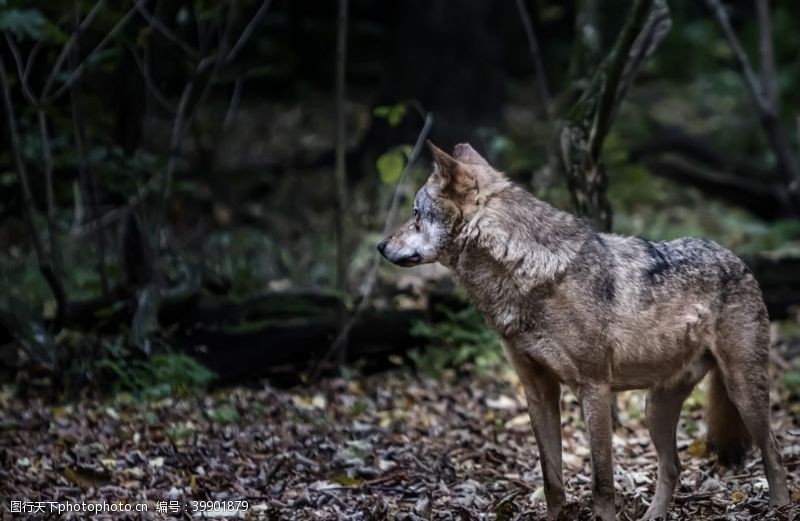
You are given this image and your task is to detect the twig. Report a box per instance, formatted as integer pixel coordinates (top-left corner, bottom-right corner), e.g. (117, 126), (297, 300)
(333, 0), (349, 348)
(225, 0), (273, 63)
(41, 0), (107, 97)
(568, 0), (602, 80)
(23, 39), (45, 85)
(223, 76), (244, 130)
(155, 70), (198, 235)
(704, 0), (771, 116)
(755, 0), (777, 108)
(616, 0), (671, 107)
(70, 5), (109, 296)
(128, 44), (176, 114)
(705, 0), (800, 195)
(589, 0), (653, 160)
(37, 109), (63, 286)
(133, 0), (199, 60)
(310, 112), (434, 381)
(0, 57), (66, 330)
(4, 34), (36, 103)
(768, 350), (790, 371)
(80, 1), (266, 240)
(514, 0), (552, 120)
(42, 5), (138, 103)
(673, 491), (720, 503)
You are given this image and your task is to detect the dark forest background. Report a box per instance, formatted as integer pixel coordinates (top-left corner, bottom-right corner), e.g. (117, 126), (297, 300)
(3, 1), (800, 518)
(1, 0), (800, 402)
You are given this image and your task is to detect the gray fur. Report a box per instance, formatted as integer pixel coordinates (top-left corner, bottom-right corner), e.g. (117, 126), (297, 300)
(378, 142), (790, 520)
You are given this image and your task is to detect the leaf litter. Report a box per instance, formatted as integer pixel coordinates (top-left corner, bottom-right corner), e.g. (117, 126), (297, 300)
(0, 365), (799, 520)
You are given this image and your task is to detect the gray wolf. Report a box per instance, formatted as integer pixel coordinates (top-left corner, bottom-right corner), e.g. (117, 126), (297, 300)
(377, 142), (790, 520)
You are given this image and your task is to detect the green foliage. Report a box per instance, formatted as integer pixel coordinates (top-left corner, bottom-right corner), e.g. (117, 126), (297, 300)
(373, 104), (407, 127)
(409, 305), (504, 376)
(208, 403), (241, 425)
(0, 7), (48, 41)
(782, 371), (800, 395)
(376, 145), (412, 185)
(202, 228), (337, 292)
(97, 339), (215, 400)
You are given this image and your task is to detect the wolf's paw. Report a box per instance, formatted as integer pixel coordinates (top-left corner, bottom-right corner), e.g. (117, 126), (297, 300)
(641, 506), (668, 521)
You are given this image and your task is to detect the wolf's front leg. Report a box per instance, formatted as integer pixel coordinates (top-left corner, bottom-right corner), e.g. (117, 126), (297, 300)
(523, 373), (565, 520)
(503, 346), (565, 519)
(581, 383), (616, 521)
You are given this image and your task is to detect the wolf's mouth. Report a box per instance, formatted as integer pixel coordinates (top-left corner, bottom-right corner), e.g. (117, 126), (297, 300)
(396, 253), (421, 267)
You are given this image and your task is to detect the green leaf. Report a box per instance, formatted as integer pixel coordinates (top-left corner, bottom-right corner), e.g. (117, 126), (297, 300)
(376, 149), (406, 185)
(782, 371), (800, 393)
(209, 403), (240, 425)
(0, 8), (48, 40)
(176, 6), (191, 25)
(373, 104), (407, 127)
(332, 475), (363, 487)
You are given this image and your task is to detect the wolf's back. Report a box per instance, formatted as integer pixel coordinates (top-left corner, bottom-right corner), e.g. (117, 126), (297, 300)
(598, 234), (755, 302)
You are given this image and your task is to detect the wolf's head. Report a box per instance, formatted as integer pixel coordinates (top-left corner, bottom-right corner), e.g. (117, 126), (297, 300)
(377, 141), (510, 267)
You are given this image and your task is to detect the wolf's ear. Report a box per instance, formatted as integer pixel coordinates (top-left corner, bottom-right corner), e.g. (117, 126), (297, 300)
(427, 140), (458, 179)
(427, 140), (474, 193)
(453, 143), (490, 167)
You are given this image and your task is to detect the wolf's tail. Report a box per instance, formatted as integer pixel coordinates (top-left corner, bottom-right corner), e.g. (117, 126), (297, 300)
(706, 367), (751, 469)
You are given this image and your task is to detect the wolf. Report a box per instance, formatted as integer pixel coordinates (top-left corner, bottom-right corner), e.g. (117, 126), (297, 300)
(377, 142), (790, 520)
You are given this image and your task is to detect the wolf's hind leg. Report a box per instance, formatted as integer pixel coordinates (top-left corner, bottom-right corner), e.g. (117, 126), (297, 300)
(719, 368), (790, 506)
(714, 313), (790, 507)
(642, 382), (694, 520)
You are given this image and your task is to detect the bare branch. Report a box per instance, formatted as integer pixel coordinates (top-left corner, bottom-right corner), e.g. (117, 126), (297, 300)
(704, 0), (772, 116)
(514, 0), (552, 120)
(70, 5), (109, 296)
(43, 5), (138, 103)
(23, 39), (45, 84)
(134, 0), (200, 60)
(334, 0), (349, 295)
(559, 0), (671, 232)
(589, 0), (655, 159)
(225, 0), (273, 64)
(128, 44), (176, 113)
(755, 0), (778, 108)
(3, 34), (37, 103)
(0, 57), (66, 329)
(616, 0), (671, 106)
(42, 0), (107, 97)
(37, 110), (62, 281)
(705, 0), (800, 193)
(223, 76), (243, 130)
(311, 112), (434, 381)
(154, 74), (196, 235)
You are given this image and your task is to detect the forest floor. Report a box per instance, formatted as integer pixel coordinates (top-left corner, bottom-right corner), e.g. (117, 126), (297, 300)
(1, 366), (800, 520)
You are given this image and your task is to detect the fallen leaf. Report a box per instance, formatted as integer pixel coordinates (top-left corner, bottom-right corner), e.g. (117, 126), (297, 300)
(729, 490), (747, 502)
(687, 439), (707, 458)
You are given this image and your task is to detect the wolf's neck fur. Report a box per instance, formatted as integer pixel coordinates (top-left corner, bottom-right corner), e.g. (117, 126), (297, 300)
(448, 185), (592, 336)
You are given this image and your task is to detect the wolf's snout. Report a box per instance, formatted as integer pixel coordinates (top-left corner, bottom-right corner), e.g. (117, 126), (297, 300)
(377, 239), (388, 255)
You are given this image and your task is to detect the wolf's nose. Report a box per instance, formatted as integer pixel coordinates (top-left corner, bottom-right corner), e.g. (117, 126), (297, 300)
(377, 240), (387, 255)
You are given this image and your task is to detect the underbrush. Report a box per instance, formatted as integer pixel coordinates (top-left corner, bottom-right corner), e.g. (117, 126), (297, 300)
(409, 305), (504, 377)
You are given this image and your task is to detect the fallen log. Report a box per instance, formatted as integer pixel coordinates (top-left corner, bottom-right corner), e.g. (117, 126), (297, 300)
(6, 253), (799, 385)
(742, 255), (800, 319)
(632, 127), (796, 220)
